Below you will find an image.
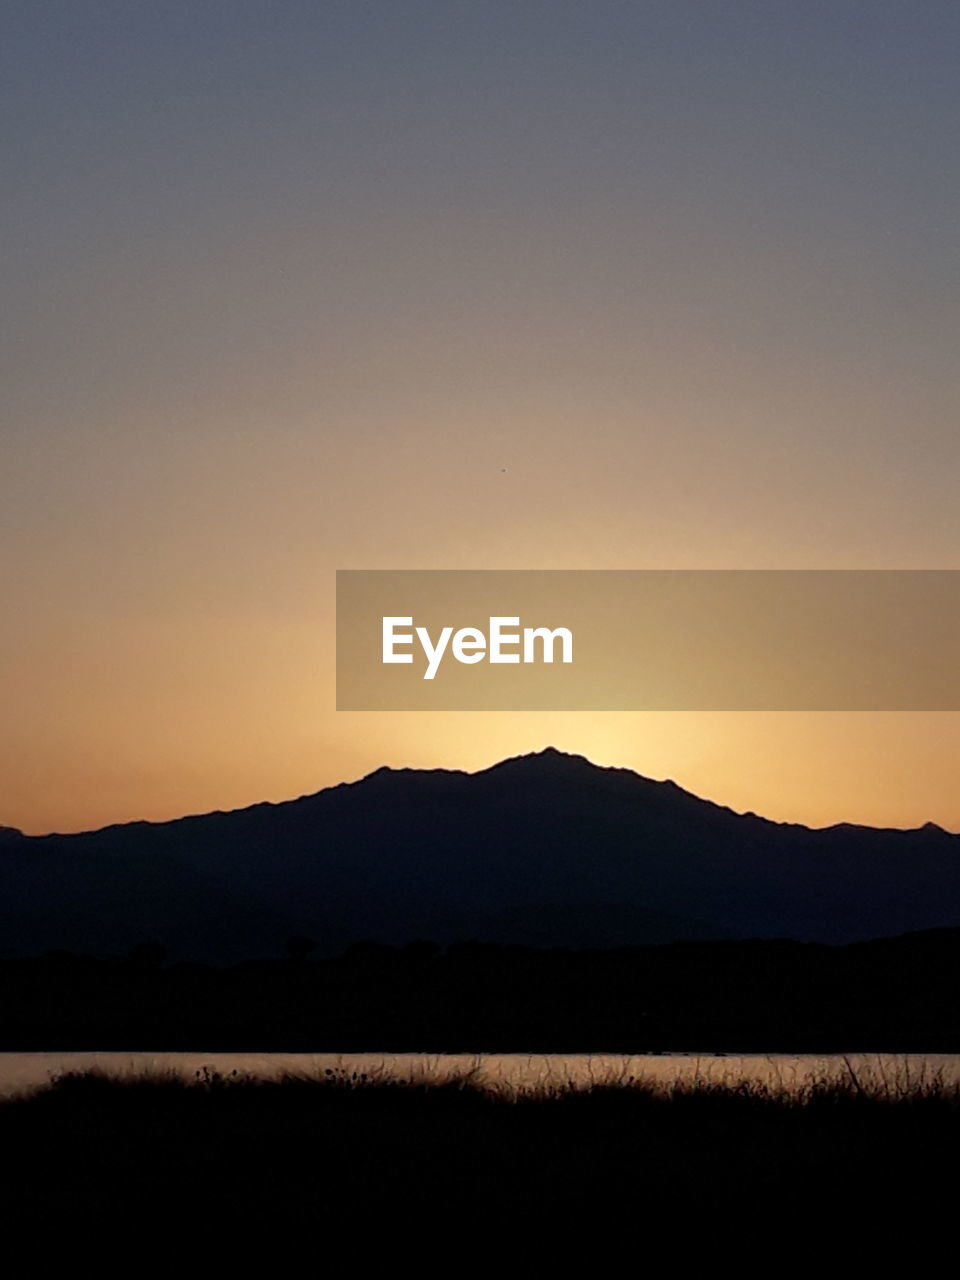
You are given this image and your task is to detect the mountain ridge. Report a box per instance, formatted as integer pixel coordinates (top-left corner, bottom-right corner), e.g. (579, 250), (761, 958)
(2, 747), (958, 960)
(13, 748), (953, 840)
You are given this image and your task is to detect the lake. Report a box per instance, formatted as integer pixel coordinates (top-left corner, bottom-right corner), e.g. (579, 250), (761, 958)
(1, 1051), (957, 1097)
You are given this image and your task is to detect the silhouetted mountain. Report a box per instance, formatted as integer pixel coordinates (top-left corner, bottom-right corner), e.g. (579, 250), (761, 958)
(2, 748), (958, 959)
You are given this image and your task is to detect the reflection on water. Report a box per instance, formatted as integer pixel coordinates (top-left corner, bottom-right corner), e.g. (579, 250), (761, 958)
(0, 1051), (958, 1097)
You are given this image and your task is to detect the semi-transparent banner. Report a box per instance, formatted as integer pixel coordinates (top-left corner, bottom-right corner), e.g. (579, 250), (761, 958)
(336, 570), (959, 711)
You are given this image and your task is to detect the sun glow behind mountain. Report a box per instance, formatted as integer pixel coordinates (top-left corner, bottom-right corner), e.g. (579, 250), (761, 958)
(1, 4), (957, 834)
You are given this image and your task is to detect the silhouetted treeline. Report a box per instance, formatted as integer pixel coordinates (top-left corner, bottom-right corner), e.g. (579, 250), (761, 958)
(4, 927), (960, 1050)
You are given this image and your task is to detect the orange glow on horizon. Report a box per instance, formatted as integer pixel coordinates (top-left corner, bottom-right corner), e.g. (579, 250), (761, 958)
(4, 705), (957, 838)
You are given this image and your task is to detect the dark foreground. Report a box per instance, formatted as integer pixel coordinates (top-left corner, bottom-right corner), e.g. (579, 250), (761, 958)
(2, 1067), (958, 1260)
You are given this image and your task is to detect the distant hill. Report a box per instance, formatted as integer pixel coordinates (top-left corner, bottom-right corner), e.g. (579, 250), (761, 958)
(2, 748), (958, 959)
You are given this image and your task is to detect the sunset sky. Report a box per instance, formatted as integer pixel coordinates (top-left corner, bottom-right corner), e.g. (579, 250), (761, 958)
(2, 2), (958, 835)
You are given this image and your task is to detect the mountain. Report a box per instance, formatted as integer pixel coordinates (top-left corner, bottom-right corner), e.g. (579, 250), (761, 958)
(2, 748), (958, 959)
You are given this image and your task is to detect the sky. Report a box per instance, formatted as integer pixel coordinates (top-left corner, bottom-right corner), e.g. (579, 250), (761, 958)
(1, 1), (957, 835)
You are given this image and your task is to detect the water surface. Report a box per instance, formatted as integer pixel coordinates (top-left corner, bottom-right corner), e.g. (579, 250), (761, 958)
(1, 1051), (956, 1097)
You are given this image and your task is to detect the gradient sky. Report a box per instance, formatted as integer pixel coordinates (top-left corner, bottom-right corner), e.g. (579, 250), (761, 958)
(2, 1), (958, 835)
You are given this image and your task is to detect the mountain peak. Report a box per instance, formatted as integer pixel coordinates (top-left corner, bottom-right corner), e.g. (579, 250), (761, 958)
(492, 746), (598, 771)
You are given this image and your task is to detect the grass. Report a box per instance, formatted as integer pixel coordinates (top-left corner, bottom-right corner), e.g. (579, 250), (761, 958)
(1, 1063), (958, 1257)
